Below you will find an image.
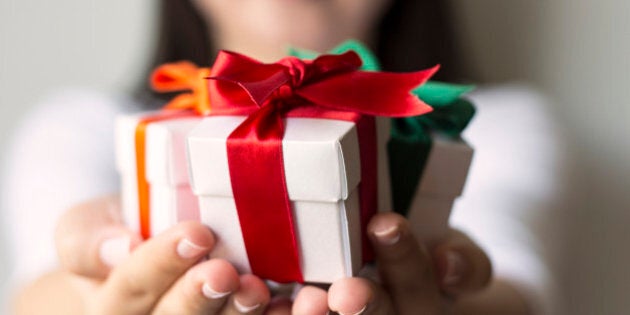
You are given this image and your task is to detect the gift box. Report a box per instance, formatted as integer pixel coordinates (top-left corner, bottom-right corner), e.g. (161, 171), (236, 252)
(188, 116), (364, 283)
(183, 49), (436, 284)
(389, 85), (476, 242)
(291, 42), (476, 243)
(115, 112), (202, 237)
(115, 62), (210, 238)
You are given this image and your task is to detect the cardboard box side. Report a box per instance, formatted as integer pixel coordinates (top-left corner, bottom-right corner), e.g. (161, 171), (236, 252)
(407, 194), (454, 242)
(376, 117), (392, 212)
(116, 112), (200, 187)
(146, 118), (201, 186)
(200, 190), (362, 283)
(417, 136), (474, 198)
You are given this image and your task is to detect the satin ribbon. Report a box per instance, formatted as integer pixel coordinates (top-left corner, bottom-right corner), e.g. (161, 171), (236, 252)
(208, 50), (437, 283)
(134, 62), (210, 239)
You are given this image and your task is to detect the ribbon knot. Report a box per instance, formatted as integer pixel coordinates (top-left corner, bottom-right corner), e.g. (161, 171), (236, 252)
(270, 84), (298, 107)
(279, 56), (308, 88)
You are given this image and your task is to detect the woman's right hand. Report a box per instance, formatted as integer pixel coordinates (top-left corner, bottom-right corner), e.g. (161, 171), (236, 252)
(53, 195), (277, 315)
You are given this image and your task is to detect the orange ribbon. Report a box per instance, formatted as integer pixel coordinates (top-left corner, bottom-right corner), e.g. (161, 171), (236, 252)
(135, 62), (210, 239)
(151, 61), (212, 115)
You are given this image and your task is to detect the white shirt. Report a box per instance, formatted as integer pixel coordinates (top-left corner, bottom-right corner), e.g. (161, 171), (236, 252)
(1, 85), (564, 314)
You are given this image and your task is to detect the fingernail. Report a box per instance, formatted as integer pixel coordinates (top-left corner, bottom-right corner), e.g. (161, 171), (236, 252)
(234, 298), (261, 313)
(99, 236), (131, 267)
(443, 251), (465, 286)
(202, 282), (231, 299)
(177, 238), (209, 259)
(373, 225), (401, 245)
(339, 305), (367, 315)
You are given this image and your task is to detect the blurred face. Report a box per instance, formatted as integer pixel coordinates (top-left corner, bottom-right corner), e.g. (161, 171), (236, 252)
(192, 0), (392, 61)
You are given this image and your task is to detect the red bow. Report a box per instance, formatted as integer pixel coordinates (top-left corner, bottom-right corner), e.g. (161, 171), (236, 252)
(208, 50), (437, 283)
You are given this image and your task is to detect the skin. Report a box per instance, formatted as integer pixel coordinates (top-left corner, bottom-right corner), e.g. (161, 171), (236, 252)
(191, 0), (392, 62)
(14, 196), (529, 315)
(14, 1), (533, 313)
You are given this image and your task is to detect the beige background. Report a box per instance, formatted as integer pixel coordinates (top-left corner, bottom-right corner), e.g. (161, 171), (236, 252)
(1, 1), (629, 314)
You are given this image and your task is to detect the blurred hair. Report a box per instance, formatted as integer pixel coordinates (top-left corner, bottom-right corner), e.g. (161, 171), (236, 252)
(138, 0), (467, 103)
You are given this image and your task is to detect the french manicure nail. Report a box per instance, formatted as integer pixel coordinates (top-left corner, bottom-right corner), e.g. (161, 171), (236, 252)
(373, 225), (401, 245)
(443, 251), (465, 286)
(177, 238), (208, 259)
(99, 236), (131, 267)
(234, 298), (261, 313)
(339, 305), (367, 315)
(202, 282), (231, 299)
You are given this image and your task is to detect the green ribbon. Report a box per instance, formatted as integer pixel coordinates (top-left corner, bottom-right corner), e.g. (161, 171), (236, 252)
(288, 40), (380, 71)
(389, 98), (475, 215)
(289, 40), (476, 216)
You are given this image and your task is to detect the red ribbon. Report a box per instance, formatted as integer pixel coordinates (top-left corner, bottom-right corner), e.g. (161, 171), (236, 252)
(208, 50), (437, 283)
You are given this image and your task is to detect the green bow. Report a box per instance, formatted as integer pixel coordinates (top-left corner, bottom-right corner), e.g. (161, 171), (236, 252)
(289, 40), (475, 215)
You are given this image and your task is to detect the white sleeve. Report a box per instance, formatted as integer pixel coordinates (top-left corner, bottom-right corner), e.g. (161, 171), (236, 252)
(450, 85), (566, 314)
(1, 89), (133, 285)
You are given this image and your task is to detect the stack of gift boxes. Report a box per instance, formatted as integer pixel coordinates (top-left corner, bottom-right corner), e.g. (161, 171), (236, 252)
(115, 41), (475, 284)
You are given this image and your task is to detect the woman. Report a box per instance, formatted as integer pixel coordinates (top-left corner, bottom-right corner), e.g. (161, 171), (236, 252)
(6, 0), (555, 314)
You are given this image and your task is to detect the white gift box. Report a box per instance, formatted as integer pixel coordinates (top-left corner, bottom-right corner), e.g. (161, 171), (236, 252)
(408, 134), (474, 242)
(115, 112), (201, 237)
(188, 116), (388, 283)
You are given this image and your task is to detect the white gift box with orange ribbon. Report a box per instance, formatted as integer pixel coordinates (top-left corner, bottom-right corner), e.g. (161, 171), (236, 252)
(115, 112), (202, 237)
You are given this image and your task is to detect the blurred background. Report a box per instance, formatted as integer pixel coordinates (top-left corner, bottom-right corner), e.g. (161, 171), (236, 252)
(0, 0), (628, 314)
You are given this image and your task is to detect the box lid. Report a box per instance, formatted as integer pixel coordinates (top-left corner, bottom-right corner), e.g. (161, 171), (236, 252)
(188, 116), (361, 202)
(115, 112), (201, 186)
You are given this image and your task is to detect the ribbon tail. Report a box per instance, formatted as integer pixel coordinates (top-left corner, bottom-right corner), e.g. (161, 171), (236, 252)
(227, 104), (304, 283)
(297, 66), (439, 117)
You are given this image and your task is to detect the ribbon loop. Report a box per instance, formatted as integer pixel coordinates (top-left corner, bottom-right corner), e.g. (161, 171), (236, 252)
(209, 50), (435, 118)
(150, 61), (212, 115)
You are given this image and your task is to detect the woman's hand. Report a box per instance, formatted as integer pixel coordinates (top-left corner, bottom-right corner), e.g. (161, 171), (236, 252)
(50, 195), (273, 315)
(290, 212), (495, 315)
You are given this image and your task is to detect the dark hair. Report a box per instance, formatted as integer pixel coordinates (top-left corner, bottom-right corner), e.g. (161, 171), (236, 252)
(138, 0), (467, 103)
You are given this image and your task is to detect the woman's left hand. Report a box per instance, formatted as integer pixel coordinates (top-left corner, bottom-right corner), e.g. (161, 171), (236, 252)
(285, 212), (493, 315)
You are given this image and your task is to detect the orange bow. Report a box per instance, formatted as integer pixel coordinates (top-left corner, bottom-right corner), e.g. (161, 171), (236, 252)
(134, 61), (209, 239)
(151, 61), (212, 115)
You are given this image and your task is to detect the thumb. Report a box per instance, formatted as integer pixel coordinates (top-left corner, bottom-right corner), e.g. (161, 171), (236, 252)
(54, 195), (141, 279)
(432, 229), (493, 296)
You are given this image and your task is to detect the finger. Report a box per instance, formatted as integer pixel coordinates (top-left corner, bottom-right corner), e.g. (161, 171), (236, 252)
(221, 274), (270, 315)
(432, 229), (492, 295)
(55, 195), (141, 279)
(153, 259), (240, 315)
(292, 286), (328, 315)
(367, 212), (443, 314)
(265, 298), (292, 315)
(95, 221), (215, 315)
(328, 277), (394, 315)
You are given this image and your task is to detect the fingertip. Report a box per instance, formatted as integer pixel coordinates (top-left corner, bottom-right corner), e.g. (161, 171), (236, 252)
(329, 278), (372, 315)
(172, 221), (216, 252)
(187, 259), (240, 299)
(267, 298), (293, 315)
(232, 274), (271, 313)
(293, 286), (328, 315)
(367, 212), (408, 235)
